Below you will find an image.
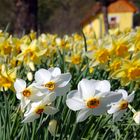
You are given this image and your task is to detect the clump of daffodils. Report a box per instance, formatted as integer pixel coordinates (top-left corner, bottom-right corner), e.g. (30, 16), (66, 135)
(66, 79), (135, 123)
(0, 28), (140, 128)
(14, 68), (137, 123)
(1, 28), (140, 88)
(14, 67), (72, 123)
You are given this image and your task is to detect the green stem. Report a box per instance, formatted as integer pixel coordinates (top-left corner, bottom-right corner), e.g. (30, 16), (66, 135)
(69, 123), (78, 140)
(128, 104), (136, 113)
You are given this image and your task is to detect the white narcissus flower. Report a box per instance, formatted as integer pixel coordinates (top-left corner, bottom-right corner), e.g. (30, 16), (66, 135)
(34, 67), (71, 96)
(22, 92), (58, 123)
(14, 79), (44, 110)
(107, 89), (135, 121)
(66, 79), (122, 122)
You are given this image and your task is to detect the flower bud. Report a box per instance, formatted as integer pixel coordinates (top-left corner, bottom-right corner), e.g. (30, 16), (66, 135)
(48, 119), (57, 136)
(55, 38), (61, 46)
(89, 67), (94, 74)
(28, 61), (35, 71)
(27, 72), (33, 81)
(133, 111), (140, 124)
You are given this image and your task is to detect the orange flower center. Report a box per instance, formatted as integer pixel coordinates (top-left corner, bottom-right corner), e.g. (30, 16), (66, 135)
(35, 108), (44, 114)
(23, 89), (31, 97)
(119, 100), (128, 110)
(71, 55), (82, 65)
(86, 98), (100, 108)
(116, 45), (128, 57)
(97, 49), (109, 63)
(45, 81), (55, 91)
(128, 67), (140, 80)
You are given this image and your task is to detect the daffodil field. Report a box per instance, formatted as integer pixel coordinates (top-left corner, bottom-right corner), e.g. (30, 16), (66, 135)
(1, 28), (140, 140)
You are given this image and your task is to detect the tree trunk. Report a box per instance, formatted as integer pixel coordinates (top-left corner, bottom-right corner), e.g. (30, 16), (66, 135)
(14, 0), (38, 36)
(100, 0), (109, 34)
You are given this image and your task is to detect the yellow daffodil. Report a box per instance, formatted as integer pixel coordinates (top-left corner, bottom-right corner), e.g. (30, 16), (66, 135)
(0, 64), (17, 90)
(110, 37), (130, 58)
(108, 58), (122, 76)
(111, 57), (140, 85)
(87, 46), (110, 67)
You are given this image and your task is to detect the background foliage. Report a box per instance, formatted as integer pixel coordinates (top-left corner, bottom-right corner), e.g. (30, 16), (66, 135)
(0, 0), (140, 35)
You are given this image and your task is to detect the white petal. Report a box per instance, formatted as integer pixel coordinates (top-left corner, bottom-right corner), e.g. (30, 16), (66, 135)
(42, 92), (56, 105)
(48, 67), (61, 77)
(20, 98), (30, 111)
(29, 93), (45, 102)
(94, 80), (111, 93)
(66, 98), (86, 111)
(93, 93), (122, 115)
(35, 90), (45, 97)
(33, 83), (49, 92)
(28, 86), (45, 101)
(35, 69), (51, 85)
(107, 105), (119, 114)
(30, 101), (41, 109)
(92, 99), (109, 116)
(44, 106), (58, 115)
(24, 103), (32, 115)
(67, 90), (82, 99)
(113, 109), (127, 122)
(103, 92), (122, 105)
(92, 107), (107, 116)
(22, 112), (40, 123)
(16, 92), (22, 99)
(78, 79), (96, 99)
(77, 109), (92, 122)
(14, 79), (26, 93)
(66, 90), (86, 111)
(55, 84), (71, 96)
(127, 92), (135, 103)
(95, 90), (109, 97)
(117, 89), (128, 99)
(56, 73), (72, 87)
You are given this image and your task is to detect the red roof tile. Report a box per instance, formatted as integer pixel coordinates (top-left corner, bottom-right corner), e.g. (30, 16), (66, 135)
(81, 0), (138, 26)
(108, 0), (138, 13)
